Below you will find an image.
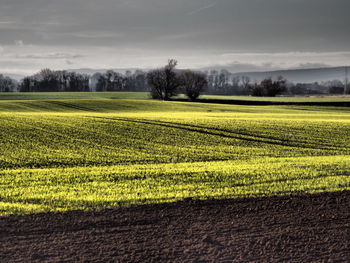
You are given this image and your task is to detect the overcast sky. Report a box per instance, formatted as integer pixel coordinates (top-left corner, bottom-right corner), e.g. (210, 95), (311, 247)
(1, 0), (350, 75)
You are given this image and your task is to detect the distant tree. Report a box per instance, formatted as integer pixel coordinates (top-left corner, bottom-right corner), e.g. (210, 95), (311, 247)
(207, 70), (218, 93)
(249, 82), (265, 96)
(124, 70), (136, 91)
(290, 82), (325, 95)
(20, 69), (90, 92)
(95, 70), (125, 91)
(241, 76), (251, 91)
(249, 76), (287, 97)
(231, 76), (240, 89)
(179, 70), (208, 101)
(263, 76), (287, 97)
(113, 73), (126, 91)
(228, 76), (241, 95)
(96, 74), (108, 92)
(289, 84), (308, 95)
(0, 74), (17, 92)
(329, 86), (345, 94)
(147, 59), (180, 100)
(55, 70), (66, 91)
(134, 70), (148, 91)
(67, 72), (90, 92)
(324, 80), (345, 94)
(35, 69), (59, 92)
(20, 77), (32, 92)
(147, 69), (167, 99)
(104, 70), (115, 91)
(204, 71), (256, 95)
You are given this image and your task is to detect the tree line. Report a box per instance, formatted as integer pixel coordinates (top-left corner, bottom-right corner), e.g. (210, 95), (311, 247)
(147, 60), (287, 100)
(0, 60), (348, 98)
(20, 69), (90, 92)
(94, 70), (148, 92)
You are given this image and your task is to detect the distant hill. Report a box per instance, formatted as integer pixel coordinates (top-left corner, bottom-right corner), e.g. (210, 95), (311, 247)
(1, 66), (349, 84)
(1, 73), (24, 82)
(228, 67), (349, 84)
(71, 68), (144, 75)
(73, 66), (349, 84)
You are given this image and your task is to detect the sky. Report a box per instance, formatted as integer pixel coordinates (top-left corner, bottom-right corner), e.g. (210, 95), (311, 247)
(0, 0), (350, 75)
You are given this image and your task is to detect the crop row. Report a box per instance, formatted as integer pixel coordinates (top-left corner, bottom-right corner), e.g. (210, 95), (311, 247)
(0, 155), (349, 215)
(0, 113), (349, 170)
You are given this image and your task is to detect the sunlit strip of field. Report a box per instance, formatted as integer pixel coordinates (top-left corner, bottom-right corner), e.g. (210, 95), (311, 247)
(0, 95), (349, 215)
(1, 155), (349, 215)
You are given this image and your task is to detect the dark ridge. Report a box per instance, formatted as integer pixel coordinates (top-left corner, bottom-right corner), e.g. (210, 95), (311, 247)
(93, 116), (341, 151)
(173, 98), (350, 107)
(45, 100), (100, 112)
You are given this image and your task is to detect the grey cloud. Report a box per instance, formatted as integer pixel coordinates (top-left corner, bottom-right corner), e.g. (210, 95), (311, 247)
(15, 53), (84, 60)
(64, 31), (124, 39)
(297, 63), (332, 69)
(0, 0), (349, 73)
(201, 62), (279, 73)
(187, 2), (217, 16)
(0, 0), (349, 51)
(14, 40), (24, 46)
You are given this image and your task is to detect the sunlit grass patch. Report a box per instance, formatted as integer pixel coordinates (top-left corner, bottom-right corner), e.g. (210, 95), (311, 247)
(0, 94), (349, 215)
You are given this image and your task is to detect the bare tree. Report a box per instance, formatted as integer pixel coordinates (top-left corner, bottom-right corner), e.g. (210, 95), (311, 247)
(147, 69), (166, 99)
(134, 70), (148, 91)
(147, 59), (180, 100)
(0, 74), (17, 92)
(264, 76), (287, 97)
(248, 76), (287, 97)
(241, 76), (251, 90)
(179, 70), (208, 101)
(20, 69), (89, 92)
(96, 70), (127, 91)
(249, 82), (265, 97)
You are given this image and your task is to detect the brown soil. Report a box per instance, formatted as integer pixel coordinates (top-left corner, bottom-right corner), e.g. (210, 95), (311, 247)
(1, 191), (349, 263)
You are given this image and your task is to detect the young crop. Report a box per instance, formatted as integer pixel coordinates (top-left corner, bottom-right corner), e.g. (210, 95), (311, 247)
(0, 94), (349, 215)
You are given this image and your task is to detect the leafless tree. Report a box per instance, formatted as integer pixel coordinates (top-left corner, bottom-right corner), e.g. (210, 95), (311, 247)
(241, 76), (251, 90)
(0, 74), (17, 92)
(249, 76), (287, 97)
(179, 70), (208, 101)
(20, 69), (89, 92)
(147, 59), (180, 100)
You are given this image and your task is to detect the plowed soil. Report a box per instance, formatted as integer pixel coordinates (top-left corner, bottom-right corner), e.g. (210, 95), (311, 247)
(1, 191), (349, 262)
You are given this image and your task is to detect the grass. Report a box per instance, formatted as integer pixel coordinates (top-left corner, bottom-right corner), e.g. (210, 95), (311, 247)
(0, 92), (349, 215)
(0, 92), (149, 101)
(2, 92), (350, 103)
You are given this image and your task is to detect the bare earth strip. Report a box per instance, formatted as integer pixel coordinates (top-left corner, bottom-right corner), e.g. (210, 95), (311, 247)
(1, 191), (349, 263)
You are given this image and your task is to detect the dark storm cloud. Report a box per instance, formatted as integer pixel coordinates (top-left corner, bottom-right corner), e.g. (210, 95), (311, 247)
(1, 0), (349, 51)
(0, 0), (349, 73)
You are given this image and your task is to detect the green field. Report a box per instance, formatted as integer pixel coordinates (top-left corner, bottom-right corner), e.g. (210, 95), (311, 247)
(0, 92), (150, 101)
(2, 92), (350, 103)
(0, 92), (349, 215)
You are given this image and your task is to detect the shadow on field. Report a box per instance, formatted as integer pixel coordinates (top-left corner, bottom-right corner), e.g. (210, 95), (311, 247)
(46, 100), (100, 112)
(1, 191), (349, 262)
(93, 116), (344, 151)
(173, 98), (350, 107)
